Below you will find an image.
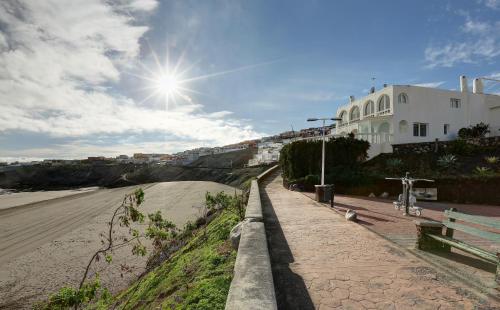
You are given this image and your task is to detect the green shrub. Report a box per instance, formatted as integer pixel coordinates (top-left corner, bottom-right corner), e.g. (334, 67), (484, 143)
(449, 139), (474, 155)
(458, 122), (490, 139)
(386, 158), (403, 173)
(279, 136), (369, 183)
(437, 154), (458, 170)
(304, 174), (320, 186)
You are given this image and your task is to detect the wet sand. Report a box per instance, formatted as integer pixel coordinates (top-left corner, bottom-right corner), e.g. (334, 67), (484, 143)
(0, 181), (238, 309)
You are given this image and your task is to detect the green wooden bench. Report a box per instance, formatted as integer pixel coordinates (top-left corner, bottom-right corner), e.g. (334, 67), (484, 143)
(415, 208), (500, 284)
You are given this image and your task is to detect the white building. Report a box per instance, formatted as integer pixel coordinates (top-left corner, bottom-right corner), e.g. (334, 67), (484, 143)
(334, 76), (500, 158)
(248, 141), (287, 166)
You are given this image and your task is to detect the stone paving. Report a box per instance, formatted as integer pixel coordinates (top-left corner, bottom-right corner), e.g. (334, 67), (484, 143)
(261, 173), (499, 309)
(301, 191), (500, 294)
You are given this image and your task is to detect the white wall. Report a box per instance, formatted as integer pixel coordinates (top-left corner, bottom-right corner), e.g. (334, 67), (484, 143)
(391, 85), (500, 144)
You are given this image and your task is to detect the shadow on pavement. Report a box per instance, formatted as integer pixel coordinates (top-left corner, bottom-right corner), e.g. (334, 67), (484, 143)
(260, 174), (314, 310)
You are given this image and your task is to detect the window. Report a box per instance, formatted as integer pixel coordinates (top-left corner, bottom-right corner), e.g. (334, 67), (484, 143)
(350, 106), (360, 121)
(377, 95), (390, 112)
(399, 120), (408, 133)
(413, 123), (428, 137)
(450, 98), (461, 108)
(364, 100), (374, 116)
(444, 124), (450, 135)
(398, 93), (408, 104)
(339, 111), (348, 125)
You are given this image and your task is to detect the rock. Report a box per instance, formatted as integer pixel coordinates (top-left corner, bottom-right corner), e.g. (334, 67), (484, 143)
(229, 221), (245, 250)
(368, 193), (376, 198)
(345, 209), (357, 221)
(380, 192), (389, 198)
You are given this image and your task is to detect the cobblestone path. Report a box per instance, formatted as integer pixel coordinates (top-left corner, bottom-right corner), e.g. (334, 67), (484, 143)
(261, 174), (498, 310)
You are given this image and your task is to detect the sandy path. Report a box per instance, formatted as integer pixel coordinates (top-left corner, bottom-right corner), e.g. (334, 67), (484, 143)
(0, 187), (98, 210)
(0, 181), (237, 309)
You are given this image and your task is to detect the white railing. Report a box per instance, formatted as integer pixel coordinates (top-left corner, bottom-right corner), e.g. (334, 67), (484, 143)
(377, 109), (391, 116)
(297, 132), (393, 144)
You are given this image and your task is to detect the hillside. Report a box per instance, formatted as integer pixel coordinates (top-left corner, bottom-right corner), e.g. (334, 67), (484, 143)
(0, 149), (266, 190)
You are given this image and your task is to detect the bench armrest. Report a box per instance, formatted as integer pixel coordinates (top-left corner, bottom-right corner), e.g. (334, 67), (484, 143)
(414, 220), (443, 228)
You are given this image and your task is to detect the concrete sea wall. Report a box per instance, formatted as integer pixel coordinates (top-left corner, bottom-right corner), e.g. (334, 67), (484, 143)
(225, 165), (279, 310)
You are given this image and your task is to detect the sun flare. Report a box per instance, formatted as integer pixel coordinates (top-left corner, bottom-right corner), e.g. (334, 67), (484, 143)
(155, 74), (180, 96)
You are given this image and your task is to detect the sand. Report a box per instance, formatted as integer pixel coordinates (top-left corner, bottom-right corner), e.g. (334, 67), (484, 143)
(0, 181), (238, 309)
(0, 187), (98, 210)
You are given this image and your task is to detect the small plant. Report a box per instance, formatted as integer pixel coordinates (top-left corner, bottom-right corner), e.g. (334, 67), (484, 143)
(437, 154), (457, 170)
(474, 166), (494, 177)
(485, 156), (499, 164)
(37, 188), (181, 310)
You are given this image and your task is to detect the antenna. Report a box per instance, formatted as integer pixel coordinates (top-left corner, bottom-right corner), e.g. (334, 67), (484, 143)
(371, 77), (376, 88)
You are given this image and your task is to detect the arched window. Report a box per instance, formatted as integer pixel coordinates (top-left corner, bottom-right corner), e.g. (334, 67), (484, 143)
(339, 110), (348, 125)
(398, 93), (408, 104)
(364, 100), (374, 116)
(350, 106), (360, 121)
(377, 95), (390, 112)
(399, 120), (408, 133)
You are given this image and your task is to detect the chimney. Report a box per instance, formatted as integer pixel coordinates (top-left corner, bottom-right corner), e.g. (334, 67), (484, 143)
(460, 75), (468, 92)
(473, 78), (483, 94)
(349, 95), (355, 103)
(369, 87), (375, 94)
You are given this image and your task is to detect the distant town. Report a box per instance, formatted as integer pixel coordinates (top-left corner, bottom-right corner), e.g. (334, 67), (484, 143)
(0, 124), (335, 169)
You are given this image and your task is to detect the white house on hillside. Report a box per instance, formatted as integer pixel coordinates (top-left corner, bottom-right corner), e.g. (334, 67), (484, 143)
(334, 76), (500, 158)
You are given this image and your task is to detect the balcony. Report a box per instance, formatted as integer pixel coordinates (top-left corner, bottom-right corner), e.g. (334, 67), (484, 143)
(376, 109), (391, 116)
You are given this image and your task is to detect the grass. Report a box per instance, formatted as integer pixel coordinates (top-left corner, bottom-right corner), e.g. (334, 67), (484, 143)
(96, 209), (239, 310)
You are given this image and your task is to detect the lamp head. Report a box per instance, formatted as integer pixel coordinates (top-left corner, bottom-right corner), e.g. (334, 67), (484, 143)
(307, 118), (318, 122)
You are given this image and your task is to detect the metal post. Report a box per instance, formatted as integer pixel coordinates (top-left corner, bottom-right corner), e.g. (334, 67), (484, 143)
(330, 184), (335, 208)
(321, 119), (325, 186)
(404, 172), (410, 215)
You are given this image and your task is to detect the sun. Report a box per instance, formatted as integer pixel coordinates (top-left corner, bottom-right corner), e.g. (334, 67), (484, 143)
(155, 73), (180, 96)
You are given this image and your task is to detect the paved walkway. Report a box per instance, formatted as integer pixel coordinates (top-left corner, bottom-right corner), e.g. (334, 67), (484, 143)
(261, 174), (498, 309)
(301, 192), (500, 294)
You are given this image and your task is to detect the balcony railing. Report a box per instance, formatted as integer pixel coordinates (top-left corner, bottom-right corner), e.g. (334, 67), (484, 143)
(297, 132), (393, 144)
(377, 109), (391, 116)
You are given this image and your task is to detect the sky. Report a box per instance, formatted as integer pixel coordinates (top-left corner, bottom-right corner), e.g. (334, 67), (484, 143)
(0, 0), (499, 161)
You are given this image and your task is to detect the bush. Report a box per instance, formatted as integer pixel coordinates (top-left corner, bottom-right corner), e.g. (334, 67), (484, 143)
(386, 158), (403, 174)
(458, 122), (490, 139)
(279, 136), (369, 183)
(304, 174), (320, 186)
(449, 139), (474, 155)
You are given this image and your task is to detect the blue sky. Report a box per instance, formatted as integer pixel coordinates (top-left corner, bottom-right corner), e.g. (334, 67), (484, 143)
(0, 0), (499, 161)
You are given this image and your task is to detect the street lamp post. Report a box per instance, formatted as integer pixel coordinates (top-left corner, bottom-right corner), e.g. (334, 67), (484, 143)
(307, 117), (342, 202)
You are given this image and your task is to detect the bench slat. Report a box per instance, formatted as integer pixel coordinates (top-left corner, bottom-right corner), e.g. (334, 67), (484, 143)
(427, 234), (498, 263)
(444, 210), (500, 229)
(444, 220), (500, 242)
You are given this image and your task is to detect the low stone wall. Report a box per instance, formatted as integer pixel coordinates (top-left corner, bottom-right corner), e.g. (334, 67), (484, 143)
(225, 165), (279, 310)
(392, 136), (500, 155)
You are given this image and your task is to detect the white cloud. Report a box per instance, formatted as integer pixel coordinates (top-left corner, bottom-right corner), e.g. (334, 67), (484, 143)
(412, 81), (446, 88)
(483, 0), (500, 9)
(424, 15), (500, 68)
(0, 0), (263, 159)
(462, 19), (490, 34)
